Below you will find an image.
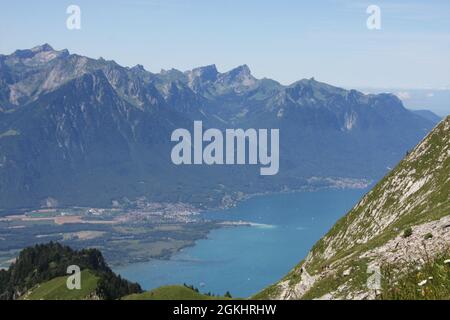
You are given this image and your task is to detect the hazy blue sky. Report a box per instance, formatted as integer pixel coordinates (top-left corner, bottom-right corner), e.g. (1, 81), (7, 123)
(1, 0), (449, 89)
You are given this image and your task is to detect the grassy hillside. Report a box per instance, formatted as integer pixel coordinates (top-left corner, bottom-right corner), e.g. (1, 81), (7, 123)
(22, 270), (99, 300)
(122, 285), (231, 300)
(258, 116), (450, 300)
(380, 252), (450, 300)
(2, 243), (237, 300)
(0, 242), (142, 300)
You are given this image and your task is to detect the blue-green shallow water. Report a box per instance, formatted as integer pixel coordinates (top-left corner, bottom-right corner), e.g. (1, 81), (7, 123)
(114, 189), (367, 298)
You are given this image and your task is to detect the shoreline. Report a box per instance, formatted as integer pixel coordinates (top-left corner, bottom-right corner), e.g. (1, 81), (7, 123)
(108, 220), (253, 268)
(207, 178), (371, 212)
(0, 180), (371, 270)
(110, 183), (371, 268)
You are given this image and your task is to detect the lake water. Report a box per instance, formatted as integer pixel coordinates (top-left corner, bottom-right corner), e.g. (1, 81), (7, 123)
(114, 189), (367, 298)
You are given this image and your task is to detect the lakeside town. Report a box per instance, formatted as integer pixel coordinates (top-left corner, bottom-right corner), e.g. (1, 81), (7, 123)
(0, 199), (238, 269)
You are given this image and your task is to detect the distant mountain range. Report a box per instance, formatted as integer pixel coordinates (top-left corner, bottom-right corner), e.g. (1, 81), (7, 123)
(0, 44), (437, 210)
(360, 87), (450, 118)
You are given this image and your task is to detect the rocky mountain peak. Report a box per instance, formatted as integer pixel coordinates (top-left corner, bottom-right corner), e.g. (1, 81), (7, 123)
(188, 64), (219, 82)
(215, 64), (257, 91)
(226, 64), (252, 78)
(11, 44), (68, 64)
(31, 43), (55, 53)
(131, 64), (146, 72)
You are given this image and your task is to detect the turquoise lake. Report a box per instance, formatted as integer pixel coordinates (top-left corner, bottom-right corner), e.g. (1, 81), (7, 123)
(114, 188), (367, 298)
